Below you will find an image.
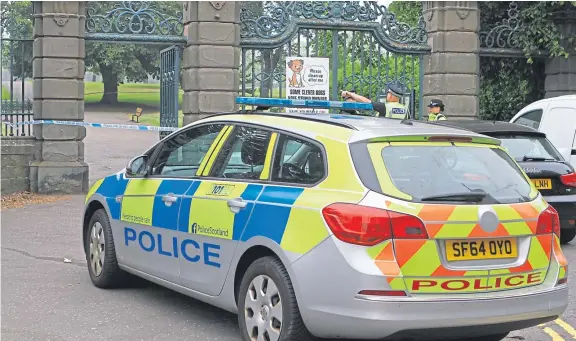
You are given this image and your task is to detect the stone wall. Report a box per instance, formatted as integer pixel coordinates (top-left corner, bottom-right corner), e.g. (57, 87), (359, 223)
(1, 137), (35, 195)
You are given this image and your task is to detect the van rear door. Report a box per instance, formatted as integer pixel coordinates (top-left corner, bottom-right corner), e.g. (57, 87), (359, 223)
(539, 102), (576, 165)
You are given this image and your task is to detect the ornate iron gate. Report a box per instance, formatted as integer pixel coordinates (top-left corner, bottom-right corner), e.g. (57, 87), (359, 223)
(239, 1), (430, 118)
(159, 45), (181, 139)
(85, 1), (186, 139)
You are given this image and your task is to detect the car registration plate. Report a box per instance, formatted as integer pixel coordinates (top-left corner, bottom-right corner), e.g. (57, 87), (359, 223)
(445, 238), (518, 261)
(532, 178), (552, 189)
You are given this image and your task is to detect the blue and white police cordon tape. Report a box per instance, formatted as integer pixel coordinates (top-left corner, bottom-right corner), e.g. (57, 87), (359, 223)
(0, 120), (180, 132)
(1, 98), (373, 132)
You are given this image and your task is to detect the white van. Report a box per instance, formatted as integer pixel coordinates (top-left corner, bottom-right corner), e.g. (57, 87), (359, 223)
(510, 95), (576, 168)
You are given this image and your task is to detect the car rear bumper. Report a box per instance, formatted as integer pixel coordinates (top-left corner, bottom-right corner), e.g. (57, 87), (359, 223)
(544, 194), (576, 230)
(290, 238), (569, 340)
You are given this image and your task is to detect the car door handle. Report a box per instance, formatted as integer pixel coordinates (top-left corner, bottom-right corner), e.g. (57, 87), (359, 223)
(227, 198), (247, 214)
(162, 194), (178, 207)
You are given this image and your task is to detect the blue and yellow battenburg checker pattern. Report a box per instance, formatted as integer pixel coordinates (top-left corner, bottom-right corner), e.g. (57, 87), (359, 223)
(86, 174), (365, 255)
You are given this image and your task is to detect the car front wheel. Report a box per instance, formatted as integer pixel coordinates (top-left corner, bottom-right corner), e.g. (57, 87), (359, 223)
(237, 256), (314, 341)
(85, 208), (127, 288)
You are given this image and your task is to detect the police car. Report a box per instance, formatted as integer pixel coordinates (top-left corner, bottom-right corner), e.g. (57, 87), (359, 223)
(83, 98), (568, 341)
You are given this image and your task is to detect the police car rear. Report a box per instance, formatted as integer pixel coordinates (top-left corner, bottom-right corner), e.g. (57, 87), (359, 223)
(289, 118), (568, 340)
(432, 120), (576, 244)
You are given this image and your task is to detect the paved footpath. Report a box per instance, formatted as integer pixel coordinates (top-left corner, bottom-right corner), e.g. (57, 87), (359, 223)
(2, 111), (576, 340)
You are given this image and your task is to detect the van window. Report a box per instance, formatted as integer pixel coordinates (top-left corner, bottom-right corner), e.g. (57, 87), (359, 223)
(515, 109), (543, 129)
(378, 145), (532, 204)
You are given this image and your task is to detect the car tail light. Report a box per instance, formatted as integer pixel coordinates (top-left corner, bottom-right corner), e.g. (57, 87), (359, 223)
(536, 205), (561, 236)
(321, 203), (428, 246)
(558, 277), (568, 285)
(358, 290), (407, 297)
(560, 172), (576, 187)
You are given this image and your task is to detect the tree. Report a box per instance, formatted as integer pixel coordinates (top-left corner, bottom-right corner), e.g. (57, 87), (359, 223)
(84, 1), (181, 104)
(1, 1), (182, 105)
(479, 1), (576, 120)
(1, 1), (33, 80)
(375, 1), (576, 120)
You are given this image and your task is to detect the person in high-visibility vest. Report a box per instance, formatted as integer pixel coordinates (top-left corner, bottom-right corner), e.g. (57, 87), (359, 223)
(382, 81), (408, 119)
(427, 99), (447, 121)
(340, 82), (408, 119)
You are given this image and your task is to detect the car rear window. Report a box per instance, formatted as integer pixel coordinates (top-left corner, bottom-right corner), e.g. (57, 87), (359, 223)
(379, 145), (533, 204)
(497, 135), (564, 162)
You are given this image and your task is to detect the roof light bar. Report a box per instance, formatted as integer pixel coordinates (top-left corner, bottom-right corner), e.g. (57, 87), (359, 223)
(236, 97), (374, 110)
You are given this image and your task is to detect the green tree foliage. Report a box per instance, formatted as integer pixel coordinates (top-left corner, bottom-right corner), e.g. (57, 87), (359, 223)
(1, 1), (33, 79)
(84, 1), (181, 104)
(1, 1), (181, 105)
(479, 1), (575, 120)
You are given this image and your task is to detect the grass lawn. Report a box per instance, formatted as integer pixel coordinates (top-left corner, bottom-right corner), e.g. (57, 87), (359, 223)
(85, 82), (184, 108)
(1, 86), (9, 100)
(138, 110), (184, 128)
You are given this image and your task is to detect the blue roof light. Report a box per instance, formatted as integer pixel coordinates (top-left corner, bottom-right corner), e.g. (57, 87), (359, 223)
(236, 97), (374, 111)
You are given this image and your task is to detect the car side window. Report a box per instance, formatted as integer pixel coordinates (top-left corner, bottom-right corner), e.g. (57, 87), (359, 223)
(150, 124), (225, 177)
(210, 126), (272, 180)
(515, 109), (543, 129)
(271, 134), (325, 185)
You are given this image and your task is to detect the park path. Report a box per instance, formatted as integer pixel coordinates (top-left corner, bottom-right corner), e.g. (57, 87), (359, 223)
(84, 111), (158, 184)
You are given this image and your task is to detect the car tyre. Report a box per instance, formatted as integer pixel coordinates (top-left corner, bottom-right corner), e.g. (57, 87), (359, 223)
(85, 208), (127, 288)
(238, 256), (315, 341)
(560, 227), (576, 244)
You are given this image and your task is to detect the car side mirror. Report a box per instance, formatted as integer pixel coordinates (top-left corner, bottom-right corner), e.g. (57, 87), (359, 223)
(126, 155), (148, 177)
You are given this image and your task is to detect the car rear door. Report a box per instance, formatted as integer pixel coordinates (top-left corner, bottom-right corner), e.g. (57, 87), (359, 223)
(177, 124), (274, 295)
(358, 139), (557, 295)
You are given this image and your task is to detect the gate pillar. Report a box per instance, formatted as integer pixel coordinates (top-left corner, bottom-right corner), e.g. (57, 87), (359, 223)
(545, 9), (576, 98)
(422, 1), (480, 119)
(182, 2), (241, 125)
(30, 1), (88, 193)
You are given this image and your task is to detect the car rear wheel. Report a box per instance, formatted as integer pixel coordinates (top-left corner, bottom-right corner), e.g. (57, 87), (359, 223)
(85, 209), (127, 288)
(561, 227), (576, 244)
(238, 256), (314, 341)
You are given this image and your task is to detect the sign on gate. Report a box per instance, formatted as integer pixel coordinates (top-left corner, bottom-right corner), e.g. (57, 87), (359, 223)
(285, 57), (330, 114)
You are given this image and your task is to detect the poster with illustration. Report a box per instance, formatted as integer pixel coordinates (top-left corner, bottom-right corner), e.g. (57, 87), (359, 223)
(285, 57), (330, 113)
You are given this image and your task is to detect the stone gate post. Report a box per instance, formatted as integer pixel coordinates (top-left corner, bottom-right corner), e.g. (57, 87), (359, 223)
(31, 1), (88, 193)
(182, 1), (241, 125)
(422, 1), (480, 119)
(545, 10), (576, 98)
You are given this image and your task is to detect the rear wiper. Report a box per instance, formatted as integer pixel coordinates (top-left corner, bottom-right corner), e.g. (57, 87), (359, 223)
(522, 155), (555, 161)
(421, 192), (487, 202)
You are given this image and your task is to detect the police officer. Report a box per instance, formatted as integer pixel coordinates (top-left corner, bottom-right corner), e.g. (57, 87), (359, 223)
(427, 99), (447, 121)
(382, 81), (408, 119)
(340, 81), (408, 119)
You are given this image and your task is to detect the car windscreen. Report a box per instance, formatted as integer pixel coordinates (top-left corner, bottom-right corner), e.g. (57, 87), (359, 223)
(497, 135), (564, 162)
(380, 145), (533, 204)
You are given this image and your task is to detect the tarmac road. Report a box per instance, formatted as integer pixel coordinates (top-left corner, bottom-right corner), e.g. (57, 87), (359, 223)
(1, 195), (575, 341)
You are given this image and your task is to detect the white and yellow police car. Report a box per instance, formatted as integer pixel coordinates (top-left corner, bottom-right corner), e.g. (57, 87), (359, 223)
(83, 98), (568, 341)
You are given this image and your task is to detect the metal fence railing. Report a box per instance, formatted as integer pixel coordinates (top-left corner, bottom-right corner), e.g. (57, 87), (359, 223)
(1, 99), (33, 137)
